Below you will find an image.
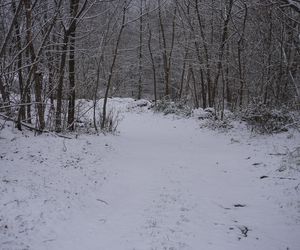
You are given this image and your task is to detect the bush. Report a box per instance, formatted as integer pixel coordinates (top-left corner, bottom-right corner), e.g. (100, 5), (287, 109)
(241, 102), (298, 134)
(192, 107), (233, 131)
(99, 108), (122, 134)
(126, 99), (151, 111)
(193, 107), (216, 120)
(153, 98), (192, 117)
(200, 119), (233, 131)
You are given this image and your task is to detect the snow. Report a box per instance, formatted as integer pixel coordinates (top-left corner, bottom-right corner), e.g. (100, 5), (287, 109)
(1, 98), (300, 250)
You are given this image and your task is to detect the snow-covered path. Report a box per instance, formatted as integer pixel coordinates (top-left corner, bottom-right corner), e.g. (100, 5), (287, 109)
(90, 113), (299, 250)
(1, 109), (300, 250)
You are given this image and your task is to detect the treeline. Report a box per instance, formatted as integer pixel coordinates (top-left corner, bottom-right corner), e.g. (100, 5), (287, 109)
(0, 0), (299, 132)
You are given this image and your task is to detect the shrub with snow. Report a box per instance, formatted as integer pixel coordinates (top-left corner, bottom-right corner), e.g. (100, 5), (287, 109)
(192, 108), (216, 120)
(199, 116), (233, 131)
(241, 102), (298, 134)
(153, 99), (192, 117)
(126, 99), (151, 111)
(99, 108), (122, 134)
(192, 107), (234, 131)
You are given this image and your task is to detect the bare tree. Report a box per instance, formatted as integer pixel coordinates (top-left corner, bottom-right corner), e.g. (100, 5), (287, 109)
(101, 1), (128, 130)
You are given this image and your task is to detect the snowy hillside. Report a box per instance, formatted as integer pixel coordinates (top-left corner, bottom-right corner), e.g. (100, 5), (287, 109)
(1, 98), (300, 250)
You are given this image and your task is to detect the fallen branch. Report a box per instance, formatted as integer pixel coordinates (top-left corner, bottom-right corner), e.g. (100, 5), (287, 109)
(0, 112), (73, 139)
(96, 198), (109, 205)
(269, 153), (287, 156)
(260, 175), (297, 180)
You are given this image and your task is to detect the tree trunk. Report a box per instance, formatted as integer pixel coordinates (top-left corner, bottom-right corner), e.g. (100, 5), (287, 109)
(179, 48), (188, 99)
(212, 0), (233, 106)
(12, 0), (24, 119)
(67, 0), (80, 131)
(195, 0), (212, 107)
(147, 22), (157, 103)
(137, 0), (143, 99)
(237, 4), (248, 108)
(190, 67), (199, 108)
(158, 1), (176, 98)
(101, 3), (126, 130)
(55, 33), (69, 132)
(23, 0), (45, 130)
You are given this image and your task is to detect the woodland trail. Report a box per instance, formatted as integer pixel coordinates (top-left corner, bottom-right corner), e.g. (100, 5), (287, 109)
(1, 111), (299, 250)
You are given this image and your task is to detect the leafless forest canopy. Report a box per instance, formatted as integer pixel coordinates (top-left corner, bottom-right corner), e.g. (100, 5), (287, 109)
(0, 0), (299, 132)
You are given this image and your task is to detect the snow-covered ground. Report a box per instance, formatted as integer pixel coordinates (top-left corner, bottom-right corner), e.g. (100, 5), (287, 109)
(1, 98), (300, 250)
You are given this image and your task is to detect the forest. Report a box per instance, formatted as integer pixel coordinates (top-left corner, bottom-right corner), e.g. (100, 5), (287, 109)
(0, 0), (299, 132)
(1, 1), (300, 249)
